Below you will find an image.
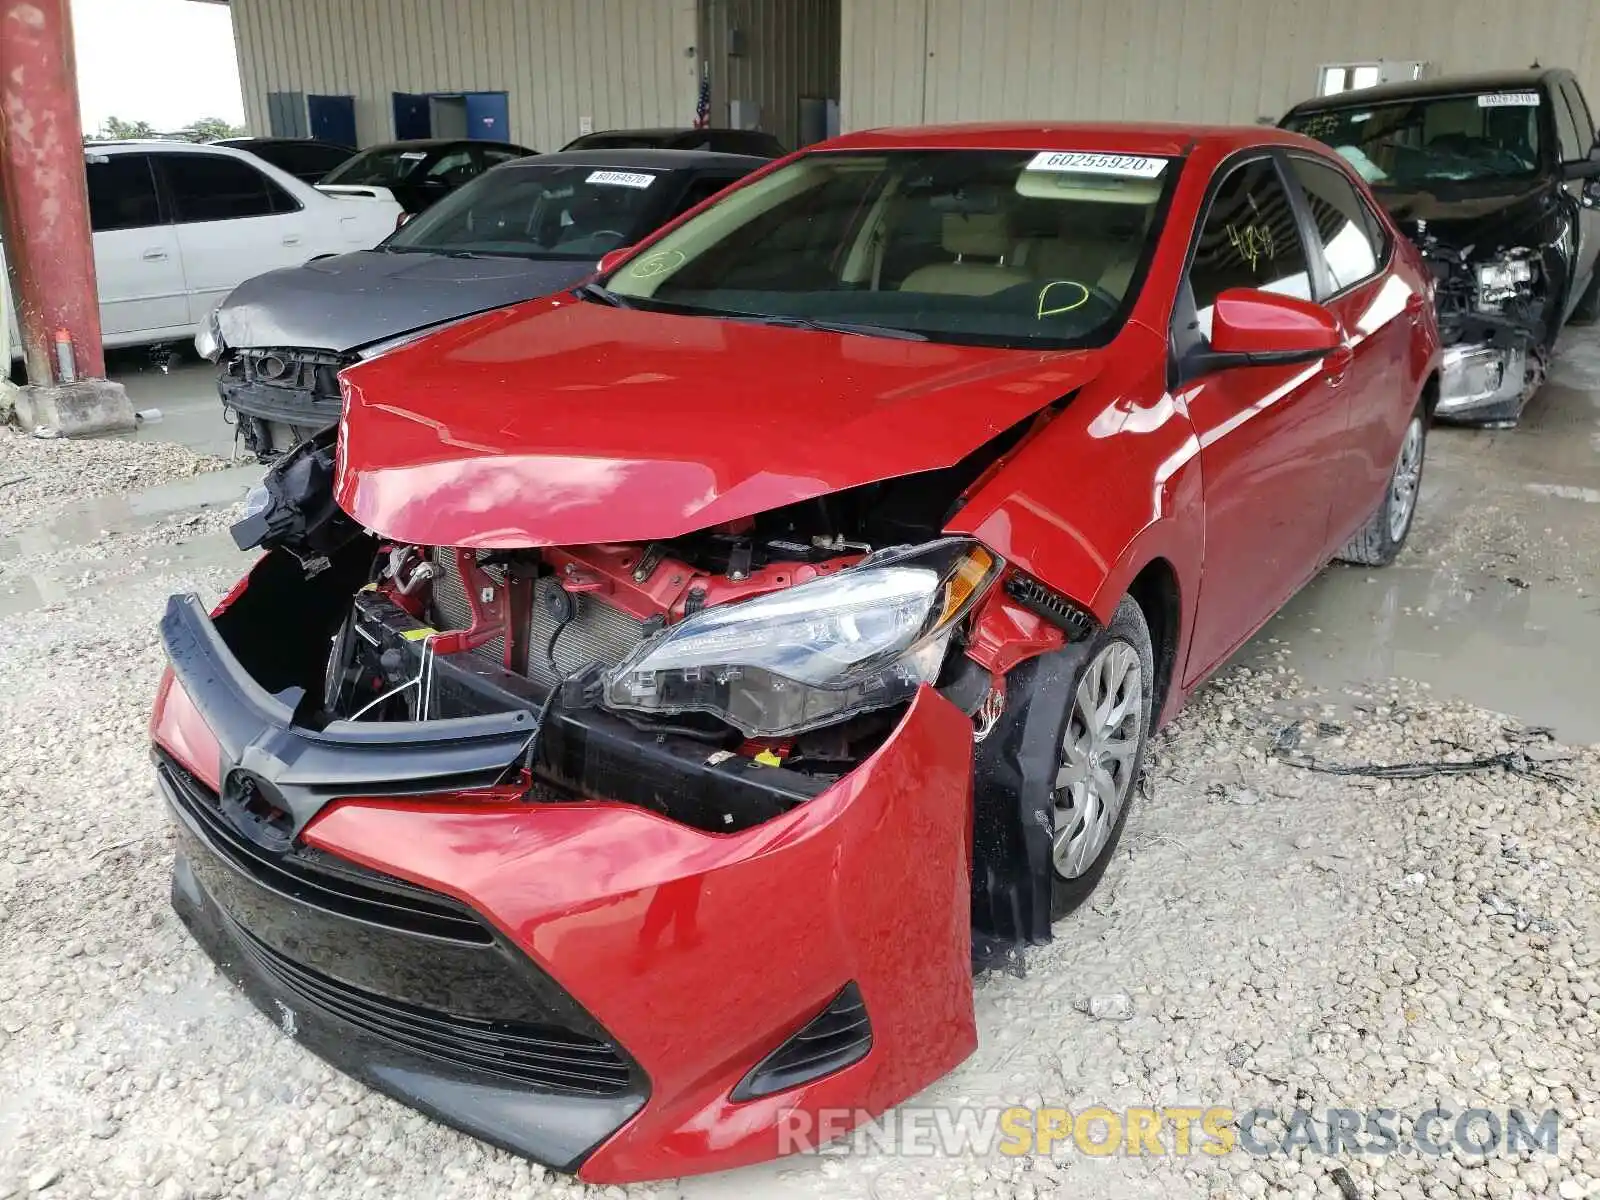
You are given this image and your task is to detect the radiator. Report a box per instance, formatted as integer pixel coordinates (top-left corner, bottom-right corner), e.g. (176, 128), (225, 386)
(430, 553), (649, 689)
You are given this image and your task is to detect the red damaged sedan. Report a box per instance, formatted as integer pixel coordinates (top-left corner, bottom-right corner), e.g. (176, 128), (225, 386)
(151, 123), (1439, 1181)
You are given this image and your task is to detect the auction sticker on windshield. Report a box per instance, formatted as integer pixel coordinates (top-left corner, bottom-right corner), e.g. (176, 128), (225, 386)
(1477, 92), (1540, 107)
(587, 170), (656, 189)
(1025, 152), (1166, 178)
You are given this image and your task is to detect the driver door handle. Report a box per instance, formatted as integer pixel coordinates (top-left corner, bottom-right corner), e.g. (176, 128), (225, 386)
(1323, 345), (1354, 385)
(142, 248), (168, 261)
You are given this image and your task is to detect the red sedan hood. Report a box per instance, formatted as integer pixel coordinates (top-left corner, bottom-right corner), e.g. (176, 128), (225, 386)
(336, 298), (1106, 547)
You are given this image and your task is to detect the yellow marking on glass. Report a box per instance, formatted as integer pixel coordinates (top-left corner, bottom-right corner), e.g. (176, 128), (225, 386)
(1037, 280), (1091, 319)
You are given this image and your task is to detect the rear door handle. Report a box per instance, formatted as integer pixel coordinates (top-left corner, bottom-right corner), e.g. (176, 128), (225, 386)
(1324, 345), (1354, 385)
(142, 248), (168, 261)
(282, 234), (302, 246)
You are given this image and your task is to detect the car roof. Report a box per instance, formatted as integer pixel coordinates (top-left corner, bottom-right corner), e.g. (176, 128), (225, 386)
(358, 138), (525, 152)
(505, 147), (768, 171)
(1284, 68), (1568, 114)
(816, 121), (1312, 156)
(85, 139), (269, 156)
(215, 136), (352, 149)
(576, 127), (749, 137)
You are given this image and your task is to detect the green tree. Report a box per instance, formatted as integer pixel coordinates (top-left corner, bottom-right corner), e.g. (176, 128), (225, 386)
(178, 116), (247, 143)
(100, 116), (155, 139)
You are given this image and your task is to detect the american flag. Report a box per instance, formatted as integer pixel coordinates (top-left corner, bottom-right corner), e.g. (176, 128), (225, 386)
(694, 68), (711, 128)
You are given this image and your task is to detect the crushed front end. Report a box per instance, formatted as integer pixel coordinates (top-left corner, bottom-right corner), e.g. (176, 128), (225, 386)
(150, 433), (1038, 1180)
(1414, 224), (1551, 425)
(215, 346), (350, 458)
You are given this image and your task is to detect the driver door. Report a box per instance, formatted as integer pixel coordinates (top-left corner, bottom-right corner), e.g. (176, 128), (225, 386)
(1177, 155), (1351, 685)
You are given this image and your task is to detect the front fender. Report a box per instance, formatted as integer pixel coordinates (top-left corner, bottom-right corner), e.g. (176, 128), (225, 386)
(946, 336), (1202, 677)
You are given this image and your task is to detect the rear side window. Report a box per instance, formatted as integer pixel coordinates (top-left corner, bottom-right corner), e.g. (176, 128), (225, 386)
(155, 153), (301, 222)
(1286, 156), (1385, 292)
(271, 143), (354, 179)
(86, 155), (162, 232)
(1188, 157), (1313, 334)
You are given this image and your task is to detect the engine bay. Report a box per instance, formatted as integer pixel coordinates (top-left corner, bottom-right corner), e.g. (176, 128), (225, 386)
(212, 425), (1071, 832)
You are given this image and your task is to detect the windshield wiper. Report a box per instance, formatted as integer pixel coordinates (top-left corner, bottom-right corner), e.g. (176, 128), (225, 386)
(574, 281), (632, 308)
(714, 311), (928, 341)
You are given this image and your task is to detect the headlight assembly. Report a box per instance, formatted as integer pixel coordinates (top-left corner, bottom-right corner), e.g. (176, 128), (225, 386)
(603, 539), (1002, 737)
(194, 307), (225, 362)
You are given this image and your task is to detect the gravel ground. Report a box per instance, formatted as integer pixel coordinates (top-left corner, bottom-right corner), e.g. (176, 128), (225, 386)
(0, 439), (1597, 1200)
(0, 427), (228, 536)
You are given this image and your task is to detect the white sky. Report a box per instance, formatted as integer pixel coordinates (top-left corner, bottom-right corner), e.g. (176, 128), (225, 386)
(73, 0), (245, 134)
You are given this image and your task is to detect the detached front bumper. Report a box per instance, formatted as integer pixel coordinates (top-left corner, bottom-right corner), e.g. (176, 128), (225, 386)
(1435, 341), (1530, 424)
(152, 593), (978, 1182)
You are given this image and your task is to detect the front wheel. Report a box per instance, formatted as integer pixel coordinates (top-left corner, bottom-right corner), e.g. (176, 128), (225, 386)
(1336, 402), (1427, 568)
(1045, 597), (1154, 919)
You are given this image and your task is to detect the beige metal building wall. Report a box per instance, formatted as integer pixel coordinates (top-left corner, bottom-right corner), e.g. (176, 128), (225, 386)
(701, 0), (841, 148)
(230, 0), (700, 151)
(843, 0), (1600, 131)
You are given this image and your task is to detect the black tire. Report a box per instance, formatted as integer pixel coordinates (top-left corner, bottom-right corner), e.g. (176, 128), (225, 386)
(1336, 400), (1428, 568)
(968, 595), (1156, 948)
(1572, 268), (1600, 326)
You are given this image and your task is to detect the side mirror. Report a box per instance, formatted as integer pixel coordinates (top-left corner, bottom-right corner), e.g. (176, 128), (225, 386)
(596, 247), (632, 275)
(1187, 288), (1342, 377)
(1561, 155), (1600, 181)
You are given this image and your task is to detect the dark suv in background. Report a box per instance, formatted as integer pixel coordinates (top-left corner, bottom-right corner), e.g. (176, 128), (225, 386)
(1283, 67), (1600, 425)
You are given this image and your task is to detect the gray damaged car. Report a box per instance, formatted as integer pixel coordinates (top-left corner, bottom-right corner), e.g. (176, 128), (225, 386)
(198, 149), (769, 458)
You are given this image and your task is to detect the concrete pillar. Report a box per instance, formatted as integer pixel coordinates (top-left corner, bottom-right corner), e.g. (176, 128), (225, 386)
(0, 0), (133, 435)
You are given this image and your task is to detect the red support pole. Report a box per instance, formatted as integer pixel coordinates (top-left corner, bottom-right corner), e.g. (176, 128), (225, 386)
(0, 0), (105, 385)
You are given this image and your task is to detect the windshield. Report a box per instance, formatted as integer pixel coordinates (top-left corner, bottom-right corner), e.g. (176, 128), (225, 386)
(602, 149), (1175, 349)
(1284, 92), (1544, 187)
(324, 147), (443, 186)
(385, 163), (664, 259)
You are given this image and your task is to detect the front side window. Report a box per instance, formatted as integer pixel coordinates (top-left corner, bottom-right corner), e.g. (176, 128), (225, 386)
(1283, 93), (1543, 187)
(86, 154), (162, 232)
(603, 149), (1176, 349)
(1287, 156), (1384, 291)
(1187, 157), (1312, 337)
(386, 163), (667, 259)
(155, 153), (299, 222)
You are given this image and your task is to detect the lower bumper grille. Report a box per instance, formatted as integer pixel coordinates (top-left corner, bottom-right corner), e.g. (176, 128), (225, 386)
(159, 754), (489, 944)
(230, 919), (634, 1096)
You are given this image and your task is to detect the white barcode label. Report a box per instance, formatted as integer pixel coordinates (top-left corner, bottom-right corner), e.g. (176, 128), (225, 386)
(587, 170), (656, 189)
(1477, 92), (1540, 108)
(1025, 152), (1167, 178)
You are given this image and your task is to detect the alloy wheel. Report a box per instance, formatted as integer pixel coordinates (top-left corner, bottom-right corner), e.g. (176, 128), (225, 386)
(1388, 416), (1424, 541)
(1052, 640), (1143, 879)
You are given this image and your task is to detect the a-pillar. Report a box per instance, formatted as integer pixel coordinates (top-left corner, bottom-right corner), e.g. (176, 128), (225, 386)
(0, 0), (133, 435)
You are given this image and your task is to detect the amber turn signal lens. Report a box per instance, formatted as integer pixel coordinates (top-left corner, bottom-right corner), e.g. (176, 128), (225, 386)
(940, 547), (995, 625)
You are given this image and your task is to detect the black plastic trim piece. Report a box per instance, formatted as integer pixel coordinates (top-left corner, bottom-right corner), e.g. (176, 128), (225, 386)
(730, 982), (872, 1102)
(161, 593), (540, 836)
(1004, 574), (1098, 640)
(170, 847), (645, 1172)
